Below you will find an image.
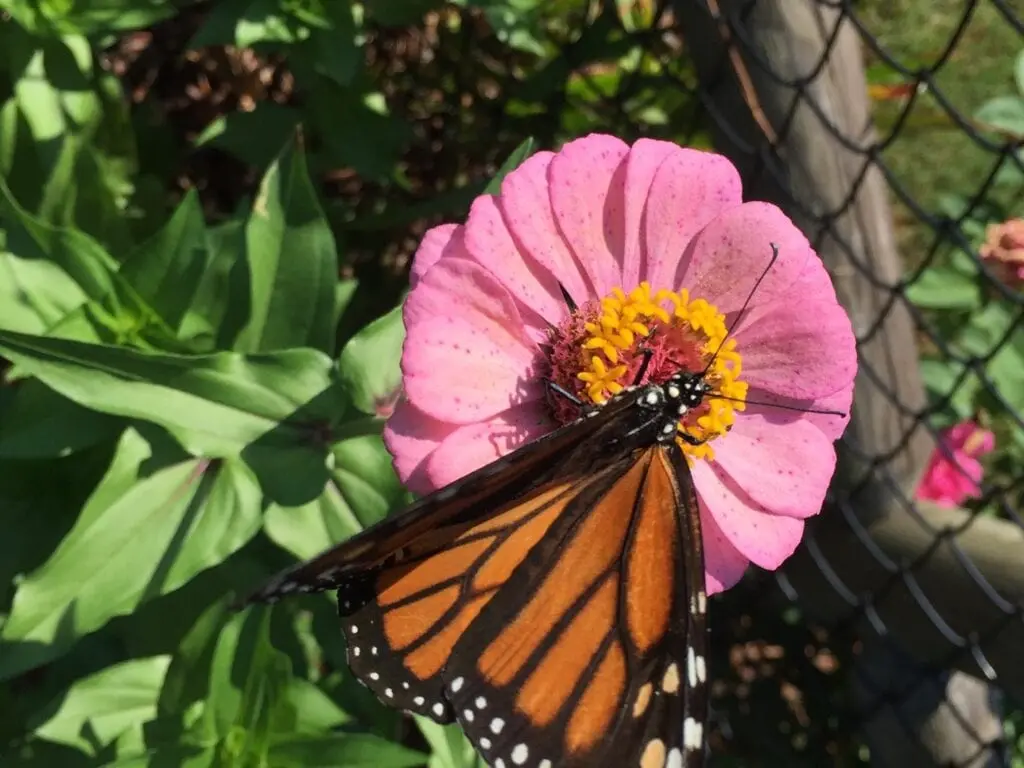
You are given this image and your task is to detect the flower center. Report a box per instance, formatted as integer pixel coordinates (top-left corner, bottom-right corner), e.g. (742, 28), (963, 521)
(545, 282), (747, 461)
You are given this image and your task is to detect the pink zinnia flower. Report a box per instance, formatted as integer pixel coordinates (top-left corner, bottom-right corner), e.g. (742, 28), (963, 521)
(979, 218), (1024, 288)
(383, 134), (857, 595)
(916, 420), (995, 508)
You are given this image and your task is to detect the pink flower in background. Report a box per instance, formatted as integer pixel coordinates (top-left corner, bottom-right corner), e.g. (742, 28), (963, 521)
(916, 421), (995, 508)
(980, 218), (1024, 288)
(384, 134), (857, 595)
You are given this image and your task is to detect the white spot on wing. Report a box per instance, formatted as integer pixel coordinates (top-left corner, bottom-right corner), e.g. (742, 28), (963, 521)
(511, 743), (529, 765)
(490, 717), (505, 734)
(683, 717), (704, 749)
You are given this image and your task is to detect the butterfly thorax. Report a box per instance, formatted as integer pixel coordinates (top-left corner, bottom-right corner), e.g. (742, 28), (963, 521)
(603, 371), (712, 446)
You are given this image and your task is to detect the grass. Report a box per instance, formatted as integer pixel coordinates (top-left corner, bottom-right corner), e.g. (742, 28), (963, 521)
(856, 0), (1024, 254)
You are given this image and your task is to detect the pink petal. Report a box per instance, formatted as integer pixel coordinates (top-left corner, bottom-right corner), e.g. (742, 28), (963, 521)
(382, 399), (454, 494)
(732, 250), (857, 400)
(732, 296), (857, 400)
(498, 152), (593, 308)
(548, 134), (630, 296)
(463, 194), (562, 338)
(402, 251), (544, 424)
(692, 461), (807, 571)
(699, 501), (751, 596)
(620, 139), (678, 288)
(410, 224), (458, 288)
(710, 414), (837, 518)
(424, 404), (553, 488)
(643, 148), (743, 292)
(681, 202), (813, 314)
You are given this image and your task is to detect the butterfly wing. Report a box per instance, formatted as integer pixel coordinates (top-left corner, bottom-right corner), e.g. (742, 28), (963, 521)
(439, 442), (708, 768)
(242, 394), (664, 722)
(244, 395), (641, 604)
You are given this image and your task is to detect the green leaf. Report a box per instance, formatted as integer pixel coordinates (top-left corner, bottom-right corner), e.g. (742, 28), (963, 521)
(0, 431), (262, 679)
(263, 483), (362, 562)
(190, 0), (324, 48)
(332, 433), (406, 528)
(237, 138), (339, 355)
(0, 379), (119, 459)
(264, 432), (404, 560)
(2, 36), (136, 251)
(287, 678), (349, 733)
(31, 656), (171, 755)
(483, 137), (536, 195)
(363, 0), (442, 26)
(0, 330), (340, 457)
(905, 266), (981, 309)
(920, 359), (980, 419)
(1015, 49), (1024, 98)
(308, 83), (410, 181)
(304, 2), (360, 86)
(0, 247), (88, 334)
(0, 448), (111, 606)
(4, 0), (177, 35)
(268, 733), (427, 768)
(193, 104), (301, 170)
(975, 95), (1024, 136)
(207, 219), (251, 351)
(337, 304), (403, 415)
(97, 744), (214, 768)
(415, 717), (476, 768)
(0, 175), (120, 304)
(119, 190), (213, 337)
(158, 600), (232, 718)
(205, 609), (292, 762)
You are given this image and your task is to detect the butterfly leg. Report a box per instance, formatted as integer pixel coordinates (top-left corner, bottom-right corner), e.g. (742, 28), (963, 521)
(545, 381), (584, 407)
(676, 431), (709, 447)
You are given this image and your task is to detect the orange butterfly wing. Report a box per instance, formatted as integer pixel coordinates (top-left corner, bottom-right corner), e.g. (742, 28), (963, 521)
(440, 443), (708, 767)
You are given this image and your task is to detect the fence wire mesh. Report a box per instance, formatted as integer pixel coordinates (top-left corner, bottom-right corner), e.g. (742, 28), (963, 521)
(108, 1), (1024, 765)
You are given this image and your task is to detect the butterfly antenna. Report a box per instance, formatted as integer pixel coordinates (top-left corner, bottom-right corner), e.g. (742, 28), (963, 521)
(712, 393), (846, 417)
(701, 242), (780, 378)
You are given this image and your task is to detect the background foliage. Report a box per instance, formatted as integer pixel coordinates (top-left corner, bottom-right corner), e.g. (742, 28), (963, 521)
(0, 1), (1022, 766)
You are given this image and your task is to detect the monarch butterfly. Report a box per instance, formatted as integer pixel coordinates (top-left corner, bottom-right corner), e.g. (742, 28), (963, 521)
(242, 245), (833, 768)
